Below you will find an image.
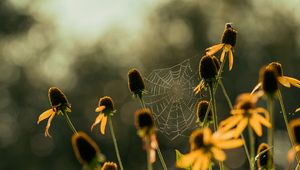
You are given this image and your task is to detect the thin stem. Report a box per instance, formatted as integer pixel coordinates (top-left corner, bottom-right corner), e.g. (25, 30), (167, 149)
(63, 111), (77, 134)
(277, 90), (299, 161)
(145, 136), (153, 170)
(267, 97), (275, 169)
(219, 79), (251, 165)
(208, 84), (218, 131)
(108, 118), (124, 170)
(295, 162), (300, 170)
(248, 125), (255, 170)
(139, 97), (168, 170)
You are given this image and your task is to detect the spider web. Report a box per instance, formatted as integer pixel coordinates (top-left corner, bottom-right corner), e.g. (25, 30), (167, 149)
(144, 58), (199, 141)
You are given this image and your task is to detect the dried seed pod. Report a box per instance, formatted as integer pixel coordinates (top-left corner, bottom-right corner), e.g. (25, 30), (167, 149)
(199, 55), (219, 81)
(48, 87), (70, 108)
(128, 68), (145, 96)
(221, 23), (237, 47)
(257, 143), (272, 169)
(195, 100), (212, 123)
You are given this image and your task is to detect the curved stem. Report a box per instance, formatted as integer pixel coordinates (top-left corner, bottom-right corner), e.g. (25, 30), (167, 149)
(277, 90), (300, 162)
(138, 94), (146, 108)
(208, 84), (218, 131)
(63, 111), (77, 134)
(108, 118), (124, 170)
(267, 97), (275, 169)
(248, 125), (255, 170)
(219, 79), (251, 165)
(295, 161), (300, 170)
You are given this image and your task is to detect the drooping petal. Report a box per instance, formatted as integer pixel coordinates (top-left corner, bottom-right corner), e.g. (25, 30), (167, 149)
(296, 108), (300, 112)
(220, 49), (226, 63)
(201, 154), (211, 170)
(231, 109), (245, 115)
(211, 147), (226, 161)
(284, 76), (300, 88)
(150, 148), (156, 163)
(219, 115), (243, 133)
(250, 118), (263, 136)
(91, 114), (104, 131)
(177, 150), (201, 168)
(234, 118), (248, 138)
(228, 49), (234, 71)
(203, 128), (212, 145)
(95, 106), (105, 112)
(215, 139), (244, 149)
(206, 44), (224, 56)
(192, 156), (203, 170)
(278, 76), (291, 88)
(37, 109), (55, 124)
(251, 83), (262, 94)
(255, 107), (270, 121)
(253, 112), (272, 128)
(100, 116), (108, 134)
(44, 112), (56, 137)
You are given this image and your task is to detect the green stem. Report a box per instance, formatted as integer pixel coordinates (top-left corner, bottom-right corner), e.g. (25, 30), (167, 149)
(219, 79), (251, 165)
(208, 83), (218, 131)
(63, 111), (77, 134)
(267, 97), (275, 169)
(295, 161), (300, 170)
(108, 118), (124, 170)
(248, 125), (255, 170)
(139, 97), (168, 170)
(277, 90), (299, 161)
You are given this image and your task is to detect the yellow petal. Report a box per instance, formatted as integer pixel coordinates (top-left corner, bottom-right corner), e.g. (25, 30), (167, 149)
(219, 115), (243, 133)
(228, 49), (234, 71)
(203, 128), (212, 145)
(284, 76), (300, 88)
(231, 109), (245, 115)
(234, 118), (248, 138)
(220, 49), (226, 62)
(45, 112), (56, 138)
(200, 154), (211, 170)
(296, 107), (300, 112)
(255, 108), (270, 121)
(251, 83), (262, 94)
(177, 150), (201, 168)
(100, 116), (108, 135)
(211, 147), (226, 161)
(37, 109), (55, 124)
(192, 156), (203, 170)
(278, 76), (291, 88)
(95, 106), (105, 112)
(91, 113), (104, 131)
(250, 118), (262, 136)
(253, 113), (271, 128)
(215, 139), (244, 149)
(206, 44), (224, 56)
(150, 148), (156, 163)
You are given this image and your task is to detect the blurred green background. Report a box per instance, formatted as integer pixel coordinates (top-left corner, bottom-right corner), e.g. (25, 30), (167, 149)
(1, 0), (300, 169)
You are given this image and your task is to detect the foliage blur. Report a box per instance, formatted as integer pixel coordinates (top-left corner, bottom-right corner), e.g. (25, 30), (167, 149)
(1, 0), (300, 169)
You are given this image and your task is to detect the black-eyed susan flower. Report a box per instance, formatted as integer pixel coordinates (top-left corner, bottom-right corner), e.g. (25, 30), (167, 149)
(256, 143), (273, 170)
(219, 93), (271, 137)
(194, 55), (220, 94)
(128, 68), (145, 98)
(91, 96), (116, 135)
(206, 23), (237, 71)
(37, 87), (72, 137)
(177, 128), (244, 170)
(287, 119), (300, 164)
(135, 108), (158, 164)
(101, 162), (118, 170)
(195, 100), (213, 125)
(72, 132), (104, 169)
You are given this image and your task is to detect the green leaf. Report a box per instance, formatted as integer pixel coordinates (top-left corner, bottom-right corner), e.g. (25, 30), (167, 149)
(175, 150), (192, 170)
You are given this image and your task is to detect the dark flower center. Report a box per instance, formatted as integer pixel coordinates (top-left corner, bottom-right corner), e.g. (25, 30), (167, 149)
(196, 100), (212, 122)
(48, 87), (70, 108)
(99, 96), (114, 113)
(194, 133), (205, 148)
(128, 68), (145, 95)
(137, 112), (154, 129)
(294, 125), (300, 144)
(268, 62), (283, 76)
(221, 27), (237, 47)
(199, 56), (219, 81)
(76, 137), (97, 163)
(261, 67), (279, 95)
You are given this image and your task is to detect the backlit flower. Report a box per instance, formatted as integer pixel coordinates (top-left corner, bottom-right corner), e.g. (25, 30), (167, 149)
(177, 128), (243, 170)
(252, 62), (300, 96)
(37, 87), (71, 137)
(219, 93), (271, 137)
(72, 132), (104, 167)
(194, 55), (220, 94)
(91, 96), (116, 135)
(206, 23), (237, 71)
(101, 162), (118, 170)
(135, 108), (157, 163)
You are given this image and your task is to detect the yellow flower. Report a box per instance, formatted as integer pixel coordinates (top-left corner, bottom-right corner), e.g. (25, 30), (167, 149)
(135, 108), (158, 163)
(206, 23), (237, 71)
(177, 128), (244, 170)
(252, 62), (300, 95)
(287, 119), (300, 164)
(194, 55), (220, 94)
(91, 96), (116, 135)
(37, 87), (71, 137)
(219, 93), (271, 137)
(72, 132), (104, 168)
(101, 162), (118, 170)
